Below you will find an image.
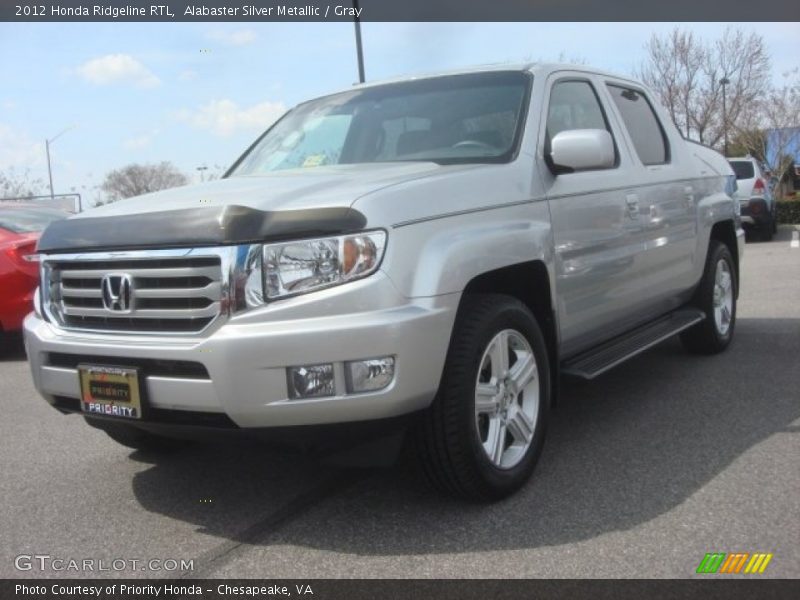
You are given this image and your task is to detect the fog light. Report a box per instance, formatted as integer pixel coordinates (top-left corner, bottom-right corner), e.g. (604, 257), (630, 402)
(346, 357), (395, 393)
(287, 364), (334, 399)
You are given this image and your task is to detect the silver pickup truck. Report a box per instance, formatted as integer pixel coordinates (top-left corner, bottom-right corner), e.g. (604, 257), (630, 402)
(25, 64), (744, 500)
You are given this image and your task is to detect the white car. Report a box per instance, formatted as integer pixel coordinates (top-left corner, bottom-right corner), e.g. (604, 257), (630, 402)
(728, 156), (777, 241)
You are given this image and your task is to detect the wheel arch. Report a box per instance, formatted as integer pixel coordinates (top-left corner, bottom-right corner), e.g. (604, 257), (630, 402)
(460, 260), (560, 405)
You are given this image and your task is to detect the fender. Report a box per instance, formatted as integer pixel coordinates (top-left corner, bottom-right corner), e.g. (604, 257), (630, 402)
(383, 202), (555, 304)
(693, 187), (741, 287)
(689, 142), (743, 286)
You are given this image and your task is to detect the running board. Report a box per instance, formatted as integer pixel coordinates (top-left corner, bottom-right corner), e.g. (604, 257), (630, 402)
(561, 309), (705, 380)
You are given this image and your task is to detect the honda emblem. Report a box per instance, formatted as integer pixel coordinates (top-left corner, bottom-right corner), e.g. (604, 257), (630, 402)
(101, 274), (134, 313)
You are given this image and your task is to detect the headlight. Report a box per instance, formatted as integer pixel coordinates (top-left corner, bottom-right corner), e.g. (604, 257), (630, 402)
(263, 230), (386, 300)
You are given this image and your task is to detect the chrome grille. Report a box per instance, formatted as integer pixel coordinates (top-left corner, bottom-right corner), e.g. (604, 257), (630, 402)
(45, 255), (225, 334)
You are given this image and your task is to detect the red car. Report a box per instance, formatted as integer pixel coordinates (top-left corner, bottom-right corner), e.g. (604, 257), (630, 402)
(0, 204), (67, 336)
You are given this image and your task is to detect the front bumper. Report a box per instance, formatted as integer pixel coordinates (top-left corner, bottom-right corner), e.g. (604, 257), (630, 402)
(740, 215), (771, 228)
(24, 272), (457, 429)
(736, 224), (745, 261)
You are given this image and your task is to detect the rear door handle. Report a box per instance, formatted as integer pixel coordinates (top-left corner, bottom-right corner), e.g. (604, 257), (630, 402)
(625, 193), (639, 218)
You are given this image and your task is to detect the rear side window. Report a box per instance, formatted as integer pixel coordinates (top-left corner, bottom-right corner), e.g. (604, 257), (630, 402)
(729, 160), (755, 180)
(606, 85), (669, 165)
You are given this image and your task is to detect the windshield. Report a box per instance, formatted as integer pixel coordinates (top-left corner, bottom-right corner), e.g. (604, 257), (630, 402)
(0, 207), (66, 233)
(229, 71), (530, 175)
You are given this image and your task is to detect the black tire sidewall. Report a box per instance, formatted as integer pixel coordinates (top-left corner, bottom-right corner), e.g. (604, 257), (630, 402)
(449, 298), (550, 496)
(762, 219), (774, 241)
(702, 243), (737, 346)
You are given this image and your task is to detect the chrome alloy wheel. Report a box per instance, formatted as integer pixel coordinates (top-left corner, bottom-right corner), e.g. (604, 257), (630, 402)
(474, 329), (539, 470)
(712, 259), (733, 336)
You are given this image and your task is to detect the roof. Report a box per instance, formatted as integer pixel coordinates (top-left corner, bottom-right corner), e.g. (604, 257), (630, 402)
(345, 62), (642, 91)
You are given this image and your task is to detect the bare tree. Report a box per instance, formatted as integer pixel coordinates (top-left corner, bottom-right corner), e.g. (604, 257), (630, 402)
(99, 162), (188, 204)
(732, 72), (800, 195)
(639, 27), (771, 148)
(0, 167), (44, 199)
(639, 29), (704, 139)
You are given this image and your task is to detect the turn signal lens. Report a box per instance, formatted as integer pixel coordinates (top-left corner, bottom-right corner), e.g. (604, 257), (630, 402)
(33, 286), (43, 318)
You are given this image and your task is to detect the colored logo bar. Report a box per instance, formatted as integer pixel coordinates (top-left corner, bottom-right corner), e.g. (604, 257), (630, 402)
(696, 552), (773, 574)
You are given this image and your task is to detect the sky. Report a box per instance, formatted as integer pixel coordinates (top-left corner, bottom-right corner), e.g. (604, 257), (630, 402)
(0, 22), (797, 206)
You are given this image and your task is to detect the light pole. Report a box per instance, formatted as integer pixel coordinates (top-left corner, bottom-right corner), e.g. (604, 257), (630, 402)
(353, 0), (365, 83)
(720, 77), (730, 157)
(196, 165), (208, 182)
(45, 126), (75, 200)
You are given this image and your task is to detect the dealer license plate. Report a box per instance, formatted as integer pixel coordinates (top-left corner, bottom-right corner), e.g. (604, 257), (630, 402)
(78, 365), (142, 420)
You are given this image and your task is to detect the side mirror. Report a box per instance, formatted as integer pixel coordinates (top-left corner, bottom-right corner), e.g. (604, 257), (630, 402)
(549, 129), (615, 173)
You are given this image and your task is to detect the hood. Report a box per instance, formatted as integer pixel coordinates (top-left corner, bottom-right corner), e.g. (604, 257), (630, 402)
(82, 162), (444, 218)
(36, 162), (449, 253)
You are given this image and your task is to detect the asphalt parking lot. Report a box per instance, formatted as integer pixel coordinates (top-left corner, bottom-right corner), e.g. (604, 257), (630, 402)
(1, 227), (798, 580)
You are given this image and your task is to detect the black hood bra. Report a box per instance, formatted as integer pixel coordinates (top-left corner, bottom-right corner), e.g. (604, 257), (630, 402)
(36, 205), (368, 253)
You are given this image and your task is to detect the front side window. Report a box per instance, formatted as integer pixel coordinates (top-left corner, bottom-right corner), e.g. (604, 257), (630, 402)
(546, 80), (610, 139)
(230, 71), (530, 174)
(606, 84), (669, 166)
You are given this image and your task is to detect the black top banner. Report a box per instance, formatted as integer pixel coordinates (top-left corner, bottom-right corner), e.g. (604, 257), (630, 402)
(3, 0), (800, 22)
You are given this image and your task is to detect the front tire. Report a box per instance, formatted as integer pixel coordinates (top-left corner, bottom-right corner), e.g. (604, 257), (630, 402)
(415, 294), (550, 501)
(680, 241), (737, 354)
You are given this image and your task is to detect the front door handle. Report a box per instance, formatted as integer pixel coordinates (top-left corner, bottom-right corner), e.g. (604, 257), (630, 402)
(684, 185), (695, 207)
(625, 193), (639, 218)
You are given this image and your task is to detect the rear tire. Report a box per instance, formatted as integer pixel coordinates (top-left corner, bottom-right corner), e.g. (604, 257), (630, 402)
(85, 418), (187, 453)
(414, 294), (550, 502)
(0, 330), (19, 357)
(761, 217), (774, 241)
(680, 241), (736, 355)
